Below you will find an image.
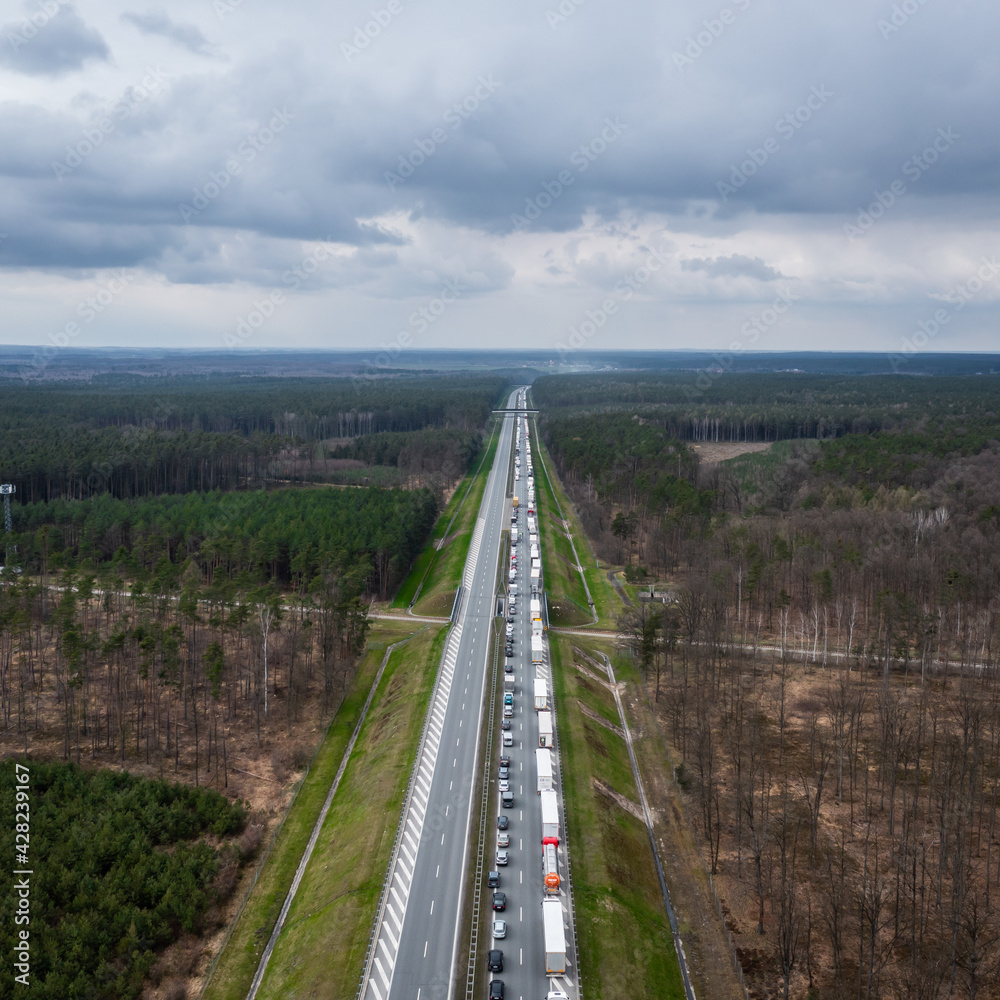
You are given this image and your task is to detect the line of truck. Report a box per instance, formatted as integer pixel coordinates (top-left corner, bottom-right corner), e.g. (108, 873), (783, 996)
(517, 416), (569, 984)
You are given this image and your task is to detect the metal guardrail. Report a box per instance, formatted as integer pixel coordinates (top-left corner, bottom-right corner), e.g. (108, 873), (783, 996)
(355, 624), (457, 1000)
(450, 586), (463, 623)
(465, 630), (500, 999)
(200, 643), (381, 999)
(602, 654), (697, 1000)
(547, 648), (583, 1000)
(636, 664), (751, 1000)
(247, 635), (416, 999)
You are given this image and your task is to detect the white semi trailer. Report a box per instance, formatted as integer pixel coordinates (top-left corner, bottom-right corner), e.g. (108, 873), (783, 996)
(542, 898), (566, 974)
(536, 747), (553, 793)
(540, 788), (559, 838)
(534, 678), (548, 711)
(538, 711), (553, 748)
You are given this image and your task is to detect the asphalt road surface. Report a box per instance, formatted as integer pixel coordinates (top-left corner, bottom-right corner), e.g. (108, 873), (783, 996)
(360, 391), (577, 1000)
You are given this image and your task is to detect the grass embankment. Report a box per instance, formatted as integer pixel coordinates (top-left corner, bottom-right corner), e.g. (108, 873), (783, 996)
(201, 619), (426, 1000)
(531, 426), (622, 628)
(569, 636), (746, 1000)
(409, 419), (500, 617)
(253, 624), (447, 999)
(550, 634), (686, 998)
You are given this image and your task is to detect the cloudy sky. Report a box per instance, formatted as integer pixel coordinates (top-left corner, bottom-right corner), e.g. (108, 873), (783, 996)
(1, 0), (998, 357)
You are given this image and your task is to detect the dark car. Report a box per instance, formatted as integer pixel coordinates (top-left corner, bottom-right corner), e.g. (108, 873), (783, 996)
(489, 980), (504, 1000)
(504, 662), (514, 673)
(491, 891), (506, 911)
(487, 949), (504, 972)
(487, 870), (500, 887)
(497, 814), (509, 830)
(499, 755), (511, 767)
(505, 648), (513, 658)
(501, 718), (511, 730)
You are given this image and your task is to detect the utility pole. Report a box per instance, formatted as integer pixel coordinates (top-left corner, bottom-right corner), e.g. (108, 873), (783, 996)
(1, 483), (14, 570)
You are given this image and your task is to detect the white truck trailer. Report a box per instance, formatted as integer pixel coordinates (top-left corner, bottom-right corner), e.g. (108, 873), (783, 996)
(534, 677), (548, 711)
(538, 711), (553, 748)
(536, 747), (553, 793)
(540, 788), (559, 838)
(531, 634), (544, 664)
(542, 898), (566, 974)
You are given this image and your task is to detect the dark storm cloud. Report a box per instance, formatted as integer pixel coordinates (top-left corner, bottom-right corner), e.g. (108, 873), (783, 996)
(1, 0), (999, 295)
(682, 255), (783, 281)
(120, 10), (214, 56)
(0, 4), (109, 76)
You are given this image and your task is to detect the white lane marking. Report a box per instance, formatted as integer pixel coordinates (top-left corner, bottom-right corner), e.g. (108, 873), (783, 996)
(449, 781), (453, 790)
(430, 900), (435, 914)
(435, 865), (440, 878)
(441, 833), (445, 845)
(373, 958), (389, 992)
(424, 940), (428, 958)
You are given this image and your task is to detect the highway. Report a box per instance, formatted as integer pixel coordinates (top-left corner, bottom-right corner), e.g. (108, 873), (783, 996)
(359, 388), (577, 1000)
(360, 389), (519, 1000)
(486, 410), (578, 1000)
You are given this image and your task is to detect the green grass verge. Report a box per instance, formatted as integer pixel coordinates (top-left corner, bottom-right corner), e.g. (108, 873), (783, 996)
(530, 423), (623, 629)
(254, 624), (447, 1000)
(392, 545), (437, 608)
(201, 620), (421, 1000)
(391, 421), (499, 609)
(551, 634), (686, 998)
(531, 436), (592, 627)
(411, 420), (500, 616)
